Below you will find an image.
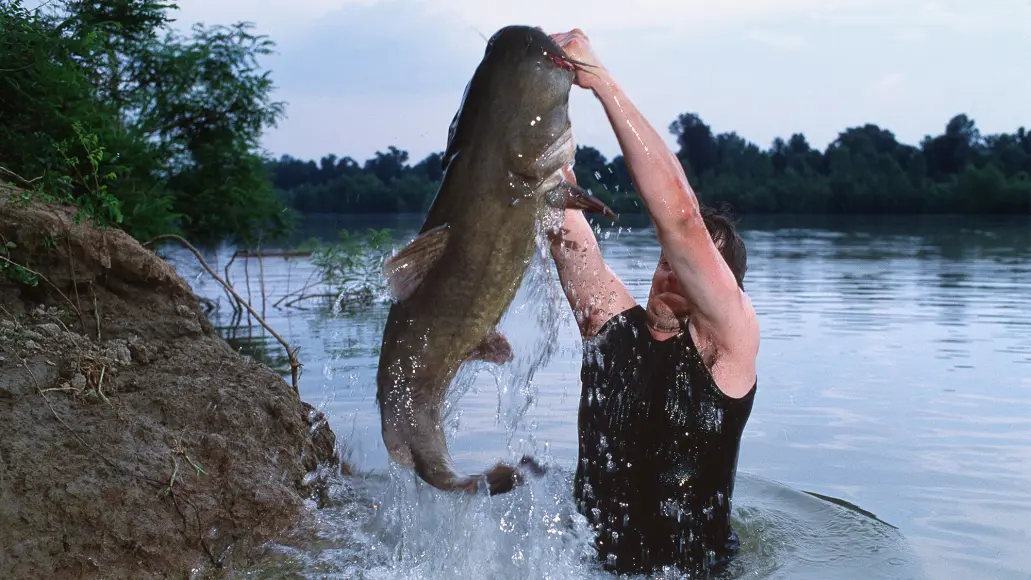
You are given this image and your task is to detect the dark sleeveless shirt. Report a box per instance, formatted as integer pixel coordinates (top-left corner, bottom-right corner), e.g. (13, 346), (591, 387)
(574, 304), (757, 576)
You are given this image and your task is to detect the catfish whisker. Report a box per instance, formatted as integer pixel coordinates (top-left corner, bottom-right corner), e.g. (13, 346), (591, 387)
(469, 26), (488, 44)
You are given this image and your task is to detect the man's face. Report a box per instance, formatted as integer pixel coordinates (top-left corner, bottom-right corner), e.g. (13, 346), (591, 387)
(651, 252), (680, 298)
(647, 252), (690, 333)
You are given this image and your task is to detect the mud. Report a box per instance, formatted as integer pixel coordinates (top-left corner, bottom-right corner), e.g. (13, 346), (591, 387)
(0, 187), (345, 579)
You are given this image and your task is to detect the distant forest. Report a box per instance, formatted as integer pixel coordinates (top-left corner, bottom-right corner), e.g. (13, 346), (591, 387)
(269, 113), (1030, 216)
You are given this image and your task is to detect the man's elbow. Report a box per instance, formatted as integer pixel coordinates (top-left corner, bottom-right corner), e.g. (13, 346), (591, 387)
(654, 200), (706, 246)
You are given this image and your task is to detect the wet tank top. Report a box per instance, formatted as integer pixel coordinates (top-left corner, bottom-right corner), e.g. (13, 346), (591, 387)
(574, 304), (757, 576)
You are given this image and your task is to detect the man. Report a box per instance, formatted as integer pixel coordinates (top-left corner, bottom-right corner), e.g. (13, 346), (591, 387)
(546, 29), (760, 576)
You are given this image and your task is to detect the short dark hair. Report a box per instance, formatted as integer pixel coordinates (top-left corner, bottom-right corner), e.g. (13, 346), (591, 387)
(700, 203), (747, 290)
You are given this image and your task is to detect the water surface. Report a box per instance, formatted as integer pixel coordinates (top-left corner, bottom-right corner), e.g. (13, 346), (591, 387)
(163, 213), (1031, 580)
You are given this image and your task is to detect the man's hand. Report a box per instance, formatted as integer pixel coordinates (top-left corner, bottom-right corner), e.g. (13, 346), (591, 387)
(549, 29), (610, 91)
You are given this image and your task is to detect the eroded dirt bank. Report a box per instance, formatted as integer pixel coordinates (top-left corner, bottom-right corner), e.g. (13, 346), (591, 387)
(0, 188), (344, 579)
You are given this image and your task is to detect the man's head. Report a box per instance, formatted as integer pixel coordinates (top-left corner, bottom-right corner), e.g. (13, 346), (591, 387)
(647, 204), (747, 332)
(699, 204), (747, 290)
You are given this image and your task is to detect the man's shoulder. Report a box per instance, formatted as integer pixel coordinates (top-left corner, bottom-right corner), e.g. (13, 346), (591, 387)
(702, 286), (758, 350)
(737, 291), (760, 351)
(690, 291), (758, 399)
(584, 300), (643, 340)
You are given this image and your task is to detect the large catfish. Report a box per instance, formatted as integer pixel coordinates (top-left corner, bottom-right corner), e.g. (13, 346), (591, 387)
(376, 25), (616, 496)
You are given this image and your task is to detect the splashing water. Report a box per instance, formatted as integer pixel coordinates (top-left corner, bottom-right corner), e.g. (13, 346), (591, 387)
(491, 212), (570, 443)
(232, 213), (929, 580)
(431, 208), (571, 461)
(241, 468), (926, 580)
(245, 467), (605, 579)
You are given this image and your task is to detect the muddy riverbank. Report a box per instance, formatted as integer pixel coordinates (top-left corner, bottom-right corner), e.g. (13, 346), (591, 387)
(0, 189), (345, 579)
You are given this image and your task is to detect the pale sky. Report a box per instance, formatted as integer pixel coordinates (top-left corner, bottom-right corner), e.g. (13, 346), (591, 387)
(170, 0), (1030, 165)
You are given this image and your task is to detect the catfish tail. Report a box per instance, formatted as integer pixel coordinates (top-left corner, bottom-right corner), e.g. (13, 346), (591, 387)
(409, 433), (546, 495)
(380, 361), (547, 495)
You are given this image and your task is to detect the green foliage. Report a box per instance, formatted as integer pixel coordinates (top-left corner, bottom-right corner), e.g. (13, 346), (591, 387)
(270, 113), (1030, 216)
(0, 0), (290, 245)
(0, 241), (41, 287)
(0, 0), (135, 229)
(307, 228), (393, 309)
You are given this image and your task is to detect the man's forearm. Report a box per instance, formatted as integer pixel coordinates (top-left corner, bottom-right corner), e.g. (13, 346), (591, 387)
(548, 220), (595, 331)
(590, 75), (703, 236)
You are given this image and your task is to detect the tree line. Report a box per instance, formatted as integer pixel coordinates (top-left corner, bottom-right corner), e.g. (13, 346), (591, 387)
(2, 0), (1026, 259)
(271, 113), (1030, 216)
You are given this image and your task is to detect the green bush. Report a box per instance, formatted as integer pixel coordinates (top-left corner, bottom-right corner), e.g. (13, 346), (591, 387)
(0, 0), (292, 245)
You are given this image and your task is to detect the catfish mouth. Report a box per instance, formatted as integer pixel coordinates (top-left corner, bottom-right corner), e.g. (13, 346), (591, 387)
(548, 52), (575, 71)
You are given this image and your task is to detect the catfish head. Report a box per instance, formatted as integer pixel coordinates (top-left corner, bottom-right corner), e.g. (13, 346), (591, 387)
(443, 25), (588, 181)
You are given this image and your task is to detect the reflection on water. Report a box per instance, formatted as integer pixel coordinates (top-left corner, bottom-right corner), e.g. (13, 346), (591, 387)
(220, 325), (294, 376)
(160, 214), (1030, 580)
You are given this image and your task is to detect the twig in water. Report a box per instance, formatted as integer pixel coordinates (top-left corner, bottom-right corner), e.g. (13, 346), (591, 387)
(283, 294), (338, 309)
(143, 234), (303, 394)
(243, 248), (254, 331)
(223, 250), (242, 317)
(272, 268), (322, 308)
(256, 235), (267, 319)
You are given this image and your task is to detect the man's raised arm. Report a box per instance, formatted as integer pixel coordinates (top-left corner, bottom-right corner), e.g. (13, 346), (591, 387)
(551, 29), (756, 353)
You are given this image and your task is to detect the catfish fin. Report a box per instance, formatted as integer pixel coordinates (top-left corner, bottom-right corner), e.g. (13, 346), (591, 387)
(549, 181), (618, 219)
(382, 224), (450, 301)
(467, 329), (514, 365)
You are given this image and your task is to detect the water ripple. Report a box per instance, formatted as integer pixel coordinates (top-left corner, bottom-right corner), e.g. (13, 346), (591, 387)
(162, 215), (1031, 580)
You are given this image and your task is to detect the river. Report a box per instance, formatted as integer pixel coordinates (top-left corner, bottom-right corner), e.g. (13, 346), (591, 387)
(162, 213), (1030, 580)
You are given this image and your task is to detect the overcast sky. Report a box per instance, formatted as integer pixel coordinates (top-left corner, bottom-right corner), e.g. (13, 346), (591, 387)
(169, 0), (1030, 165)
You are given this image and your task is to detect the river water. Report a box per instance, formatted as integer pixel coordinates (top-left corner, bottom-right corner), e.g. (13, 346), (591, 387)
(162, 213), (1030, 580)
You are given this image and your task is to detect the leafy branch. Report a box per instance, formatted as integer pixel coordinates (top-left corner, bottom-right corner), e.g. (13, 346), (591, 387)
(278, 228), (393, 311)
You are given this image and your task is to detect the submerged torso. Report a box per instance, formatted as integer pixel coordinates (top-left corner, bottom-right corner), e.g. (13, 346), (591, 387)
(574, 304), (757, 575)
